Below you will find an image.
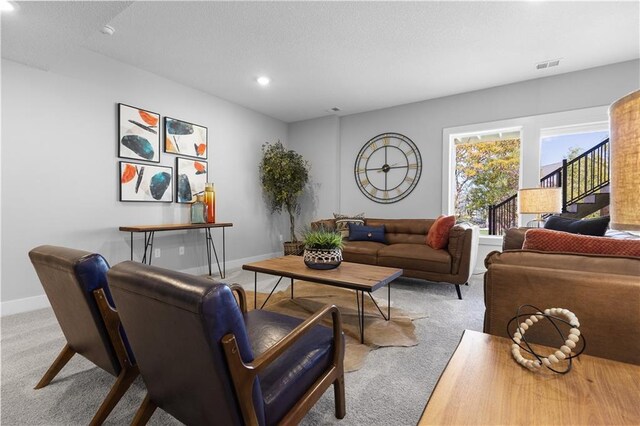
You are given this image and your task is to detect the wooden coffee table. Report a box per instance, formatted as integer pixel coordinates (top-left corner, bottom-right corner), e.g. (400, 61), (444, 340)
(418, 329), (640, 425)
(242, 256), (402, 343)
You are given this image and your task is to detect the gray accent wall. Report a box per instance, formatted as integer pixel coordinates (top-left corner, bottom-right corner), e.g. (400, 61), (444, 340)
(288, 60), (640, 221)
(1, 49), (288, 307)
(2, 54), (638, 311)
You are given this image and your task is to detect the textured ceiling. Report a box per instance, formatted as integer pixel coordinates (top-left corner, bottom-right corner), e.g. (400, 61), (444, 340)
(2, 1), (639, 123)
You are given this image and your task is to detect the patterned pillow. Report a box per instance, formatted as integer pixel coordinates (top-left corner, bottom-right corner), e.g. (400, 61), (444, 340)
(426, 215), (456, 249)
(523, 228), (640, 257)
(333, 213), (365, 238)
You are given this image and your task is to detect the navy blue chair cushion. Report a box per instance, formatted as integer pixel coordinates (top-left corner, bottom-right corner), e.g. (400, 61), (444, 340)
(75, 254), (136, 365)
(243, 310), (335, 426)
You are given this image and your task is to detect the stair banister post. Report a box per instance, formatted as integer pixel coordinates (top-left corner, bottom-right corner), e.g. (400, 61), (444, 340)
(561, 159), (568, 213)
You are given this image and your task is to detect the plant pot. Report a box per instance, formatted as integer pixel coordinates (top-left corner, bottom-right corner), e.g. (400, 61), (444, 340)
(283, 241), (305, 256)
(303, 248), (343, 270)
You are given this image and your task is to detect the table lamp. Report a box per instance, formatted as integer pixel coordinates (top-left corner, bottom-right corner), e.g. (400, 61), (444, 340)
(518, 187), (562, 227)
(609, 89), (640, 231)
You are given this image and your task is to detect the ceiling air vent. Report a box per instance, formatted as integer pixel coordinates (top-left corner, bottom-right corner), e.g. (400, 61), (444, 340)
(536, 59), (561, 70)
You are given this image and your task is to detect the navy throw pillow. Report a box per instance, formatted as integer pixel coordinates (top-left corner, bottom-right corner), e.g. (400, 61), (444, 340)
(348, 224), (386, 243)
(544, 215), (610, 236)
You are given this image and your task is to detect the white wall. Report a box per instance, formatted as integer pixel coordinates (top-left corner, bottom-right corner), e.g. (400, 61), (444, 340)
(288, 115), (340, 227)
(290, 60), (639, 220)
(1, 50), (288, 312)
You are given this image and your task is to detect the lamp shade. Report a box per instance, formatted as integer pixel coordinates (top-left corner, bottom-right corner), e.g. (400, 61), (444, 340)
(609, 90), (640, 231)
(518, 187), (562, 214)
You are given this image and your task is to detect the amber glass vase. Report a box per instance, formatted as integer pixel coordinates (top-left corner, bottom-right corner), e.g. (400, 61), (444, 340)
(205, 183), (216, 223)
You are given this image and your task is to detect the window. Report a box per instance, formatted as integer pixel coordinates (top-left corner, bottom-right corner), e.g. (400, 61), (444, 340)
(540, 129), (608, 178)
(540, 124), (609, 218)
(442, 106), (610, 238)
(453, 130), (521, 231)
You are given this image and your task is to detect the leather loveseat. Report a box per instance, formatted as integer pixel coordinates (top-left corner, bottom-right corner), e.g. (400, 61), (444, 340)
(312, 218), (479, 299)
(484, 227), (640, 365)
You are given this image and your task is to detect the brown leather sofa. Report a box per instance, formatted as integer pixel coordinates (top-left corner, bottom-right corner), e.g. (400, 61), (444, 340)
(311, 218), (479, 299)
(484, 227), (640, 365)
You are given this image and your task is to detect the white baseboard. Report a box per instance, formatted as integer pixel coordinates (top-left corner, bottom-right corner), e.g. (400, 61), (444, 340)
(178, 251), (282, 278)
(1, 294), (51, 317)
(1, 251), (283, 318)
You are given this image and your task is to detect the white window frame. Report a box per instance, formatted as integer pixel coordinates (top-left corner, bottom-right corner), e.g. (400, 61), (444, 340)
(442, 105), (609, 242)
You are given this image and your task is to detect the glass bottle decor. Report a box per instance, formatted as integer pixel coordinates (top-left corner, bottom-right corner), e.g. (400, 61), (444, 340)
(190, 194), (207, 224)
(205, 183), (216, 223)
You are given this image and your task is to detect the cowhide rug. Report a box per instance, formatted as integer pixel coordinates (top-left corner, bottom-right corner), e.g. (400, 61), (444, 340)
(244, 281), (426, 372)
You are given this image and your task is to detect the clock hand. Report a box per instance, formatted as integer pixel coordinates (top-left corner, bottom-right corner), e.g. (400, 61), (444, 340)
(375, 162), (401, 172)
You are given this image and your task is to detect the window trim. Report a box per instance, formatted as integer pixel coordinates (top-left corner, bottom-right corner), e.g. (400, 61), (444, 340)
(442, 105), (609, 228)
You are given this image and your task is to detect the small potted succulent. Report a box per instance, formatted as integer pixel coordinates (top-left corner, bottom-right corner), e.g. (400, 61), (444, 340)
(302, 227), (344, 270)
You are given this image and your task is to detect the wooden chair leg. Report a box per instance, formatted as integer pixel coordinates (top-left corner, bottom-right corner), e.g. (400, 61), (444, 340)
(89, 366), (139, 426)
(333, 374), (346, 419)
(131, 393), (157, 426)
(34, 344), (76, 389)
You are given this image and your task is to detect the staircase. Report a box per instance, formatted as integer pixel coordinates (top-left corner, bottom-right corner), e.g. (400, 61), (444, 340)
(488, 138), (610, 235)
(563, 186), (610, 219)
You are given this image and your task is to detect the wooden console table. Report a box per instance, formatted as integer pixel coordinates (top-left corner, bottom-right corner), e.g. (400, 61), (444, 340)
(119, 223), (233, 278)
(418, 329), (640, 425)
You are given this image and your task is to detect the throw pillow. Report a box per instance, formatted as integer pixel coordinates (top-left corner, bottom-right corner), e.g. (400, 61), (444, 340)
(544, 215), (610, 236)
(523, 228), (640, 257)
(348, 224), (386, 243)
(334, 212), (365, 238)
(426, 215), (456, 250)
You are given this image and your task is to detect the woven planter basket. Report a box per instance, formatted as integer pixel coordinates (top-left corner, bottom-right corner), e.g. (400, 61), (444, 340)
(303, 248), (343, 270)
(283, 241), (305, 256)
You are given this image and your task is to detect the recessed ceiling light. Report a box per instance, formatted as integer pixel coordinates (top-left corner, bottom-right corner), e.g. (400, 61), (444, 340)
(101, 25), (116, 36)
(256, 76), (270, 86)
(0, 0), (15, 12)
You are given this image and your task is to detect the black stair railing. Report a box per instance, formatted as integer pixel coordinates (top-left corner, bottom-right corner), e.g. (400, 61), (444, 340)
(563, 138), (610, 207)
(487, 138), (610, 235)
(487, 194), (518, 236)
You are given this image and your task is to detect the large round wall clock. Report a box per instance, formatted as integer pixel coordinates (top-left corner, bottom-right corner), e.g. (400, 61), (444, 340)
(354, 132), (422, 204)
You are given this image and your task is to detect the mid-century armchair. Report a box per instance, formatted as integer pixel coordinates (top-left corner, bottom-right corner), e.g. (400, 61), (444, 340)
(107, 261), (345, 425)
(28, 245), (138, 425)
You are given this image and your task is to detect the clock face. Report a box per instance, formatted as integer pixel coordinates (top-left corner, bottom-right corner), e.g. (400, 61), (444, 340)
(354, 133), (422, 204)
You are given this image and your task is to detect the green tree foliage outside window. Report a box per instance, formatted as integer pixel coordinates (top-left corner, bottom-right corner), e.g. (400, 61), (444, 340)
(259, 141), (310, 242)
(455, 139), (520, 227)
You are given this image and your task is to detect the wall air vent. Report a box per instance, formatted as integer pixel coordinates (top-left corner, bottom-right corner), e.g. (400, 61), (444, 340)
(536, 59), (561, 70)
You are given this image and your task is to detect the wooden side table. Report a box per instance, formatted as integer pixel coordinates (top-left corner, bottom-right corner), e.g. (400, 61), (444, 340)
(419, 329), (640, 425)
(119, 223), (232, 278)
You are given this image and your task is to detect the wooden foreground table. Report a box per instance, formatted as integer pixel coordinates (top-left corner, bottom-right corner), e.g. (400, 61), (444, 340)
(419, 329), (640, 425)
(243, 255), (402, 343)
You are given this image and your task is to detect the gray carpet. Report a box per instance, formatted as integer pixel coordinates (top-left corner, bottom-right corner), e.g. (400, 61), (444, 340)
(1, 269), (485, 425)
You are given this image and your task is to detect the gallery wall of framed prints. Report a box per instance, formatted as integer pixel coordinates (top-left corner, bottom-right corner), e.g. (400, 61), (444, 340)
(117, 103), (209, 204)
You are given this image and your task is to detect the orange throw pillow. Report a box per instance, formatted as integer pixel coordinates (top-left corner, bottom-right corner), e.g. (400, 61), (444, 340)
(426, 215), (456, 249)
(523, 228), (640, 257)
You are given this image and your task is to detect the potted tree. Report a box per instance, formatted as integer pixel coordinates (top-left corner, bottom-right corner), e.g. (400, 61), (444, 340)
(259, 141), (310, 255)
(302, 227), (344, 269)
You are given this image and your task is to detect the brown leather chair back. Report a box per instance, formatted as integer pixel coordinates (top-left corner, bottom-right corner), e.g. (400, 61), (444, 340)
(29, 245), (121, 376)
(108, 261), (258, 425)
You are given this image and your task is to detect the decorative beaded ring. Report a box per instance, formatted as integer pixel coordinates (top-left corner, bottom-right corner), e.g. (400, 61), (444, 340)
(507, 304), (586, 374)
